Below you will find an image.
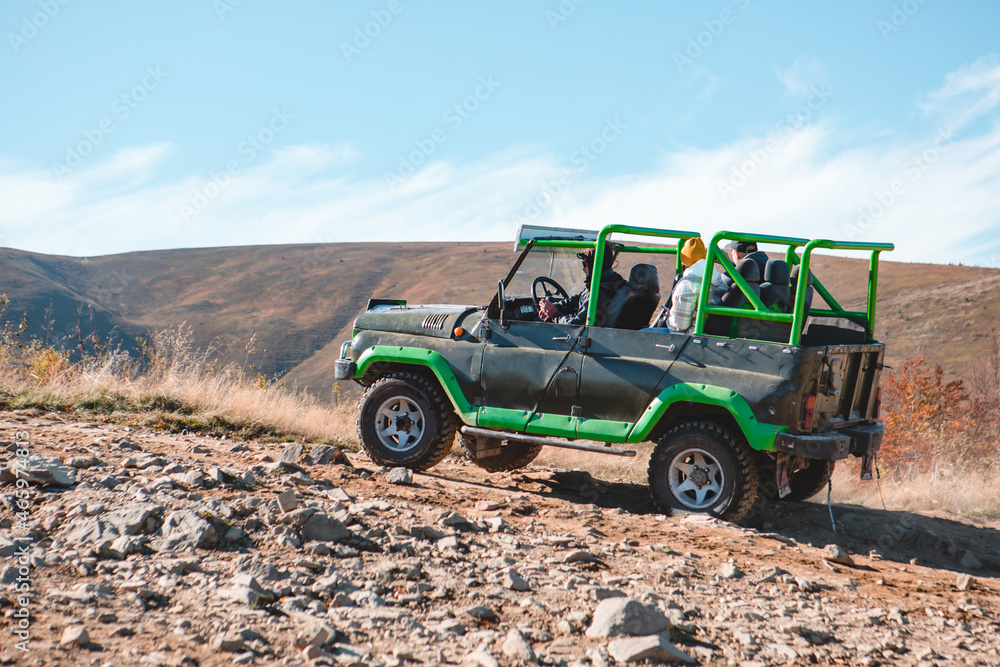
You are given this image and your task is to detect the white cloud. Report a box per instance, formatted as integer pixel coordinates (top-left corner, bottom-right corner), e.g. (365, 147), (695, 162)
(2, 58), (999, 266)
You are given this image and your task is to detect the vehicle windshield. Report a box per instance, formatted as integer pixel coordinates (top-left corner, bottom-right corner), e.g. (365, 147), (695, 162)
(506, 247), (587, 300)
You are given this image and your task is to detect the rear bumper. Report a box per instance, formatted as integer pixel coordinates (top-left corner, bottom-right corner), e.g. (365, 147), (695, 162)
(774, 421), (884, 461)
(775, 432), (852, 460)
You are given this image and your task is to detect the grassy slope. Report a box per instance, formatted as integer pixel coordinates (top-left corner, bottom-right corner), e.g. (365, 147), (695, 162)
(0, 244), (996, 398)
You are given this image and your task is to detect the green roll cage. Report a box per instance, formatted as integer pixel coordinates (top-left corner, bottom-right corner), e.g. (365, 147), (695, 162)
(513, 224), (894, 346)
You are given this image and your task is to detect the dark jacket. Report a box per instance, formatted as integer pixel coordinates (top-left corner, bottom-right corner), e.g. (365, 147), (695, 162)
(551, 269), (628, 326)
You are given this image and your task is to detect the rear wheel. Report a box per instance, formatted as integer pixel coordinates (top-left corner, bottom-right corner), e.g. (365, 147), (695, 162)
(356, 372), (457, 471)
(761, 460), (834, 502)
(648, 421), (758, 522)
(458, 432), (542, 472)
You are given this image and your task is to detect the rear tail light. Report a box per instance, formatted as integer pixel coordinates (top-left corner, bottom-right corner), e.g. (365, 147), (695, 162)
(874, 387), (882, 419)
(801, 394), (816, 431)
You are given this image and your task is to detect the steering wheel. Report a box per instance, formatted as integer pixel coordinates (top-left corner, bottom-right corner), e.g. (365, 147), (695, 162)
(532, 276), (570, 307)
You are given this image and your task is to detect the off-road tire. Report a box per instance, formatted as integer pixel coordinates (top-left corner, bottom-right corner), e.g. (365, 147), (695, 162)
(648, 421), (759, 522)
(761, 460), (834, 502)
(356, 372), (457, 471)
(458, 432), (543, 473)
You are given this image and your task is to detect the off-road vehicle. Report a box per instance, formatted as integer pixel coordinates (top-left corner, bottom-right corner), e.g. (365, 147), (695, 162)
(335, 225), (893, 521)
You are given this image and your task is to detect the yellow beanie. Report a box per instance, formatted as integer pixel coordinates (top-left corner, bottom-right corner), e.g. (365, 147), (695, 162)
(680, 237), (706, 267)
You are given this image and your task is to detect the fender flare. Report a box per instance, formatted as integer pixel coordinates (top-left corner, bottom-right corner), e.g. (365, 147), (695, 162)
(355, 345), (477, 423)
(630, 383), (785, 451)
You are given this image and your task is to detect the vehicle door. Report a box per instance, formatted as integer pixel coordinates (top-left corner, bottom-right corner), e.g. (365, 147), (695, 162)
(576, 251), (688, 428)
(579, 327), (688, 426)
(478, 246), (586, 434)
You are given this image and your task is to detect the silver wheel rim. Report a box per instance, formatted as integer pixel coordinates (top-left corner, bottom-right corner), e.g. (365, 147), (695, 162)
(667, 447), (725, 511)
(374, 395), (426, 452)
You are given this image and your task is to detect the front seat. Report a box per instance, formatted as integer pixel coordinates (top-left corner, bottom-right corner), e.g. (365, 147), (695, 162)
(607, 263), (660, 329)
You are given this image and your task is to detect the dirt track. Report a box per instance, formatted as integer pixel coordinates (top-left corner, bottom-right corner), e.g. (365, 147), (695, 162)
(1, 412), (998, 666)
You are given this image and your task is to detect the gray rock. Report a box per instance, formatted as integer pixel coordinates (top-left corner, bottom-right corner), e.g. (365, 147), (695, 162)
(504, 569), (530, 592)
(386, 467), (413, 485)
(956, 573), (975, 591)
(104, 504), (160, 536)
(218, 574), (274, 607)
(108, 535), (145, 560)
(211, 633), (245, 652)
(463, 605), (499, 624)
(151, 510), (216, 552)
(0, 566), (18, 585)
(60, 625), (89, 647)
(10, 455), (76, 487)
(278, 442), (304, 463)
(276, 490), (298, 513)
(307, 445), (338, 465)
(58, 517), (119, 546)
(66, 456), (103, 469)
(586, 597), (669, 639)
(301, 512), (350, 543)
(719, 562), (743, 579)
(607, 633), (694, 664)
(960, 550), (983, 570)
(824, 544), (855, 566)
(275, 507), (317, 529)
(177, 469), (210, 488)
(502, 629), (536, 661)
(465, 649), (501, 667)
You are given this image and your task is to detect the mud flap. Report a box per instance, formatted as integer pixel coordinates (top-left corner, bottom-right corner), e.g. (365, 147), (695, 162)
(776, 452), (792, 499)
(859, 451), (875, 481)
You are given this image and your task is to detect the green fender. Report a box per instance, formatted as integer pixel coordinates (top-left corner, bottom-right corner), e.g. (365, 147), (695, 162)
(629, 383), (786, 451)
(355, 346), (478, 423)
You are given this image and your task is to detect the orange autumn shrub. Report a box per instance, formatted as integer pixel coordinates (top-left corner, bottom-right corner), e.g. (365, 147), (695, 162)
(879, 356), (999, 473)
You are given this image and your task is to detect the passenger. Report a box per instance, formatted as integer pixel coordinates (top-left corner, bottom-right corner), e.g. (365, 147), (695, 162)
(665, 238), (726, 334)
(538, 244), (627, 326)
(725, 240), (769, 277)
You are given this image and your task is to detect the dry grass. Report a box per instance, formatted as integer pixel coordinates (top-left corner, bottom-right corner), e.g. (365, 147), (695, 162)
(831, 459), (1000, 518)
(0, 325), (358, 446)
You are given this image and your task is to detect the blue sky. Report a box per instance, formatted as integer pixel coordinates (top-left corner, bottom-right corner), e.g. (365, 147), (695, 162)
(2, 1), (1000, 265)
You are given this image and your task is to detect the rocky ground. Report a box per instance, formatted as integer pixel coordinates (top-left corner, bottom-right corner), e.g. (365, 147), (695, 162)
(1, 411), (999, 667)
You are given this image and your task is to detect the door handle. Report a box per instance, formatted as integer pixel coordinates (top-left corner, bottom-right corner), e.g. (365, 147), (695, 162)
(552, 336), (571, 342)
(655, 344), (676, 352)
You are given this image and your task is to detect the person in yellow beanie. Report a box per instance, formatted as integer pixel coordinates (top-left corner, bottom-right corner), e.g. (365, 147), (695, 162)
(656, 237), (725, 333)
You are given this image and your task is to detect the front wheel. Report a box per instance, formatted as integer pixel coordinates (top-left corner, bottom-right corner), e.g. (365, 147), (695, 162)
(356, 372), (457, 470)
(648, 421), (759, 522)
(458, 432), (542, 472)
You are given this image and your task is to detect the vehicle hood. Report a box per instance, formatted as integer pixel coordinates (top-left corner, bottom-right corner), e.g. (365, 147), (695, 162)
(353, 304), (483, 339)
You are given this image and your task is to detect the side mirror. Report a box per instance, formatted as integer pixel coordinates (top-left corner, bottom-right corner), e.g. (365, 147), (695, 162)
(497, 279), (507, 329)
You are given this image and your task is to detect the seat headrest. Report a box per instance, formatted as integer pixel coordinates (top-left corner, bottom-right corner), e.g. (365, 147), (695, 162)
(790, 265), (814, 285)
(736, 257), (761, 283)
(628, 263), (659, 293)
(764, 259), (790, 285)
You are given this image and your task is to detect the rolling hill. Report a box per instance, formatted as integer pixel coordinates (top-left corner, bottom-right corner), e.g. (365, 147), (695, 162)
(0, 241), (996, 400)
